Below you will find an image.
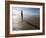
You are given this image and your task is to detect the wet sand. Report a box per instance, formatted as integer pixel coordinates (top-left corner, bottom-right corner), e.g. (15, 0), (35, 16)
(12, 15), (40, 31)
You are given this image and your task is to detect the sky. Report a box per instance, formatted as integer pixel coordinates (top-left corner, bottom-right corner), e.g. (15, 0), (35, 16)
(12, 7), (40, 16)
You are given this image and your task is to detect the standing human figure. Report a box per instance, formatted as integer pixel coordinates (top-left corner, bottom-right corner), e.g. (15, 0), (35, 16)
(21, 10), (23, 21)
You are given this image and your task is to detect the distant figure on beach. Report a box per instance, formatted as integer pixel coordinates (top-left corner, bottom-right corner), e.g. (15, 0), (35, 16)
(21, 10), (23, 21)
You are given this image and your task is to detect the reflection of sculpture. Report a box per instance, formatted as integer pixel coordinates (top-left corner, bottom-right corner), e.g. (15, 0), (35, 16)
(21, 10), (23, 21)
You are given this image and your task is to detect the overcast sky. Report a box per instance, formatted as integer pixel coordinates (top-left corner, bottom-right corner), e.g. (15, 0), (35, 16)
(12, 7), (40, 15)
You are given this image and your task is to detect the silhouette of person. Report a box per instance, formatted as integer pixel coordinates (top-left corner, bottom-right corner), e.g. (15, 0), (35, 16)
(21, 10), (23, 21)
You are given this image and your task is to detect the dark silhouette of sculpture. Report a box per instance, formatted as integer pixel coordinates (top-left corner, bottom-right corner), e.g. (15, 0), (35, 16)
(21, 10), (23, 21)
